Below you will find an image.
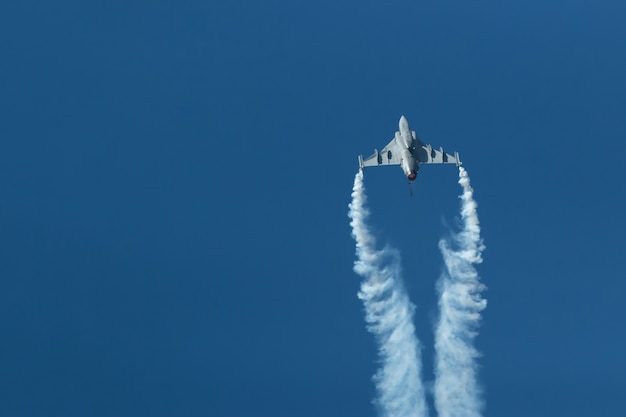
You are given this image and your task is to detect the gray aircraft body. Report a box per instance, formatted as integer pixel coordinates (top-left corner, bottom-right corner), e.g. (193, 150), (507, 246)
(359, 116), (461, 184)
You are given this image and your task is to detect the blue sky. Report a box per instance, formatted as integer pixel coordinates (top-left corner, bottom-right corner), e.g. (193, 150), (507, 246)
(1, 1), (625, 416)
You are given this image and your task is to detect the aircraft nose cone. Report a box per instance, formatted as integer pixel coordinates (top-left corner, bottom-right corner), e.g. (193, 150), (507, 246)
(399, 115), (409, 129)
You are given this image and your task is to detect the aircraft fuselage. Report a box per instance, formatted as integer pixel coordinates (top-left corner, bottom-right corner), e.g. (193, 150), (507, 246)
(398, 115), (418, 181)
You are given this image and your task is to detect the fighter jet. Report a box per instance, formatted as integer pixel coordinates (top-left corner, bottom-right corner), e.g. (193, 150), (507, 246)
(359, 116), (461, 193)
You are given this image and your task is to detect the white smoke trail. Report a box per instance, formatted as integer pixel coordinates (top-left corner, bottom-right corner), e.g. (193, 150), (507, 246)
(433, 166), (487, 417)
(348, 171), (429, 417)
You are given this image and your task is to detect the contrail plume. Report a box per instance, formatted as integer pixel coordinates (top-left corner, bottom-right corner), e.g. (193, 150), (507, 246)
(433, 166), (487, 417)
(348, 171), (429, 417)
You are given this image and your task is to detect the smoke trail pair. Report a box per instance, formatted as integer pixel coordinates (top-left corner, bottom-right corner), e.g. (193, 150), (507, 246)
(349, 167), (486, 417)
(348, 171), (429, 417)
(433, 166), (487, 417)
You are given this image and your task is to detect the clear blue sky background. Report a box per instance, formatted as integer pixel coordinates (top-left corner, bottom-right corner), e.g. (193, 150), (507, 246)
(1, 1), (625, 416)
